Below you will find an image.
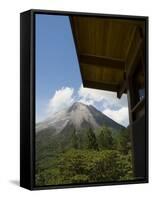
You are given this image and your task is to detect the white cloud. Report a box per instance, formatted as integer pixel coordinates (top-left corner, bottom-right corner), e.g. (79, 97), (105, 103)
(48, 87), (74, 114)
(46, 84), (129, 127)
(78, 84), (128, 110)
(78, 84), (114, 100)
(78, 84), (129, 127)
(103, 107), (129, 127)
(78, 97), (94, 105)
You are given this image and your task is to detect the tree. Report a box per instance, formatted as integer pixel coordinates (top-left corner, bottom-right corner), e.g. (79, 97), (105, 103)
(116, 129), (131, 154)
(56, 149), (133, 184)
(71, 129), (79, 149)
(98, 126), (113, 149)
(87, 128), (99, 150)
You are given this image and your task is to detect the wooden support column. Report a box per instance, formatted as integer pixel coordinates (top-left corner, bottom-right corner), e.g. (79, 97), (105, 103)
(127, 71), (146, 179)
(124, 26), (146, 179)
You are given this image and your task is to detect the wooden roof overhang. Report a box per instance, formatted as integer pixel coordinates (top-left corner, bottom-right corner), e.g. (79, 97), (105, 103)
(70, 16), (145, 98)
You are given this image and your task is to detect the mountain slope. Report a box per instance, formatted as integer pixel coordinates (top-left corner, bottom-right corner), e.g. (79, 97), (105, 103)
(36, 102), (124, 134)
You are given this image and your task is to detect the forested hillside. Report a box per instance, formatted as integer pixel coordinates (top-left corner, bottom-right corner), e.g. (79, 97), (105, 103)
(35, 103), (134, 186)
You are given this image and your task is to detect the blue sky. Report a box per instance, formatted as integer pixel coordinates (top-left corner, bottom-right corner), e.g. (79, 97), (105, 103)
(36, 14), (82, 121)
(36, 14), (129, 127)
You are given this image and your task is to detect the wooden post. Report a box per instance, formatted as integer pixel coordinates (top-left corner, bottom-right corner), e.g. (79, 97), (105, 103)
(127, 71), (146, 179)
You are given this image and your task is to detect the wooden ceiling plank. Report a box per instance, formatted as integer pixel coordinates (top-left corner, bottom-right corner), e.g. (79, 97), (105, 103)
(125, 27), (138, 62)
(70, 16), (144, 98)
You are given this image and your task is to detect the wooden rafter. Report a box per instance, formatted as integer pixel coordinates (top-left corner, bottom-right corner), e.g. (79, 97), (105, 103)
(126, 39), (143, 77)
(126, 26), (143, 77)
(79, 54), (125, 70)
(84, 80), (119, 92)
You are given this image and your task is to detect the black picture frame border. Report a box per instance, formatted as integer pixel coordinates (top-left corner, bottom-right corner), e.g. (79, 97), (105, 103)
(20, 9), (149, 190)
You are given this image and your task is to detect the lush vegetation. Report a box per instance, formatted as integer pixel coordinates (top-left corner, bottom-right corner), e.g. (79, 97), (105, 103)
(35, 126), (134, 186)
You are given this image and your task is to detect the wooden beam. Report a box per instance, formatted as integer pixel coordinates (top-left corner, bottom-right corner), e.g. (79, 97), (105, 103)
(117, 80), (127, 98)
(79, 54), (125, 70)
(117, 27), (143, 99)
(125, 27), (137, 66)
(126, 26), (143, 77)
(84, 80), (118, 92)
(126, 39), (143, 77)
(131, 97), (145, 114)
